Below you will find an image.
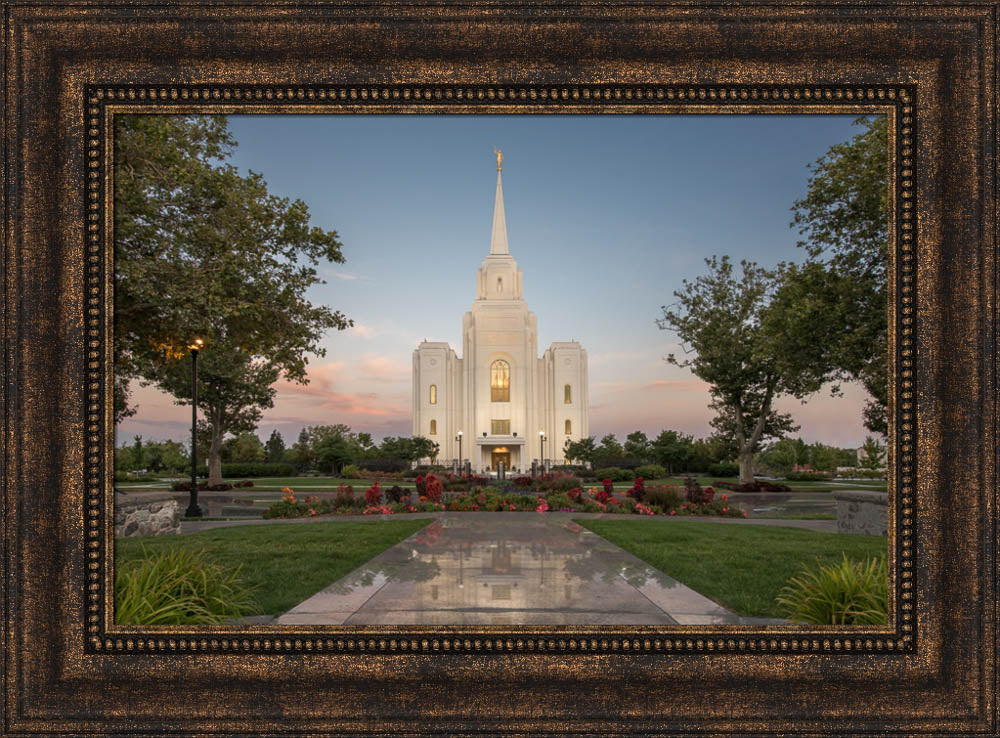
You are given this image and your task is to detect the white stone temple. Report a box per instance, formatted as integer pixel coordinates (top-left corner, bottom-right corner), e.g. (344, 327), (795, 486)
(412, 151), (589, 472)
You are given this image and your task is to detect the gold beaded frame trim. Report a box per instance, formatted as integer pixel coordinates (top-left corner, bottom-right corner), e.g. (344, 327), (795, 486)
(86, 83), (915, 656)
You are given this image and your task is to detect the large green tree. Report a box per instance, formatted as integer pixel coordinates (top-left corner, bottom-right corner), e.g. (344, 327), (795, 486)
(790, 115), (889, 435)
(563, 436), (597, 466)
(658, 256), (838, 484)
(650, 430), (693, 476)
(115, 115), (352, 484)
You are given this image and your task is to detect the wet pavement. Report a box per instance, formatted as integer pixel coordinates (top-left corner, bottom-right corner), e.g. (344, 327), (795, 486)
(276, 513), (787, 626)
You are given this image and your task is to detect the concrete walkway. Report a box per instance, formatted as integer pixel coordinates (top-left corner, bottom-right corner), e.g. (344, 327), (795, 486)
(275, 513), (787, 626)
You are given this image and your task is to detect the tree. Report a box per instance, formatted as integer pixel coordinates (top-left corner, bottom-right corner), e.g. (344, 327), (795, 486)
(791, 115), (889, 434)
(624, 431), (651, 461)
(658, 256), (836, 484)
(859, 435), (887, 470)
(265, 429), (286, 463)
(597, 434), (624, 458)
(411, 436), (440, 464)
(230, 431), (266, 463)
(115, 115), (352, 484)
(563, 436), (597, 466)
(650, 430), (692, 476)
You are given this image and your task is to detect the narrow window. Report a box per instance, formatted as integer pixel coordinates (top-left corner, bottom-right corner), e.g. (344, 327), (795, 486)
(429, 384), (437, 405)
(564, 384), (572, 404)
(490, 359), (510, 402)
(565, 419), (572, 435)
(429, 419), (437, 435)
(497, 277), (503, 294)
(491, 419), (511, 435)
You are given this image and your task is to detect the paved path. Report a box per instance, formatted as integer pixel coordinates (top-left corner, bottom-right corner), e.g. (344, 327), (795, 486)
(275, 513), (786, 626)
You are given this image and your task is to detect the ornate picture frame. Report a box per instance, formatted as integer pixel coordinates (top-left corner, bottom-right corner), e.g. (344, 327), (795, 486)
(3, 3), (997, 735)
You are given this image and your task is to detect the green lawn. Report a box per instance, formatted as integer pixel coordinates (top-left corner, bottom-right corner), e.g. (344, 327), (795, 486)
(575, 519), (887, 618)
(116, 518), (432, 615)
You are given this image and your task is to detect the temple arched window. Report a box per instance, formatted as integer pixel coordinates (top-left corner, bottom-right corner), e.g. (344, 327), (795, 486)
(564, 384), (572, 404)
(429, 384), (437, 405)
(565, 419), (572, 435)
(491, 360), (510, 402)
(429, 419), (437, 435)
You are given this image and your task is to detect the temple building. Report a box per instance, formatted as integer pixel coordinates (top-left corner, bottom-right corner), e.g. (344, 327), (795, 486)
(412, 151), (589, 472)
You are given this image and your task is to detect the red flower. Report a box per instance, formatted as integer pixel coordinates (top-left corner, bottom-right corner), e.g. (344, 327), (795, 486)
(669, 510), (677, 516)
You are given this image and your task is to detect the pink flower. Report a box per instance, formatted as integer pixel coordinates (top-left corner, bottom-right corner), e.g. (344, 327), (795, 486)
(308, 508), (317, 516)
(669, 510), (676, 516)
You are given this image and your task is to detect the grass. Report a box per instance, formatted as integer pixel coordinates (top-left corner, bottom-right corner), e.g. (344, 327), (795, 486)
(575, 518), (887, 618)
(753, 513), (837, 520)
(116, 518), (432, 616)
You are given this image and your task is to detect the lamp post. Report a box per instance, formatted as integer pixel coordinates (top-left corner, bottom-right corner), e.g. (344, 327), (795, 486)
(539, 431), (546, 469)
(186, 338), (205, 518)
(456, 431), (463, 469)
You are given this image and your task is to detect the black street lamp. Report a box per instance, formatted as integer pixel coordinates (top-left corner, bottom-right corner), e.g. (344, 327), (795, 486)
(186, 337), (205, 518)
(456, 431), (463, 469)
(539, 431), (546, 469)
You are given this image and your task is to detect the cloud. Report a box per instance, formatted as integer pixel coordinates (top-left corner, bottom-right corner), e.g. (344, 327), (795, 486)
(349, 323), (374, 338)
(642, 378), (711, 392)
(358, 356), (410, 383)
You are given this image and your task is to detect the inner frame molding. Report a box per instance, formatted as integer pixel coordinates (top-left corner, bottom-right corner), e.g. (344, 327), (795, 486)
(89, 83), (914, 657)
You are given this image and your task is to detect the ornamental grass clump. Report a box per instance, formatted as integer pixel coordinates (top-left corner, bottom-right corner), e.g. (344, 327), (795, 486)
(776, 554), (888, 625)
(115, 546), (261, 625)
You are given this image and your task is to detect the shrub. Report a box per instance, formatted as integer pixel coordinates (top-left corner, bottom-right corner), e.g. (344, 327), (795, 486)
(340, 464), (360, 479)
(512, 475), (534, 489)
(115, 546), (261, 625)
(593, 467), (631, 482)
(359, 457), (409, 473)
(550, 464), (588, 475)
(424, 474), (444, 502)
(635, 464), (666, 480)
(591, 455), (643, 471)
(645, 484), (684, 510)
(783, 471), (834, 482)
(365, 482), (382, 506)
(776, 555), (888, 625)
(553, 474), (584, 492)
(708, 462), (740, 478)
(386, 485), (408, 503)
(334, 484), (355, 508)
(628, 477), (646, 502)
(713, 480), (791, 493)
(220, 462), (295, 478)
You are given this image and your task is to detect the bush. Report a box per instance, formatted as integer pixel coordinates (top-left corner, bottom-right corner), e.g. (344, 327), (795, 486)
(220, 462), (295, 478)
(712, 480), (791, 493)
(783, 471), (834, 482)
(553, 475), (584, 492)
(359, 457), (409, 473)
(115, 546), (261, 625)
(334, 484), (356, 509)
(365, 482), (382, 506)
(592, 467), (631, 482)
(386, 485), (408, 503)
(635, 464), (666, 480)
(645, 484), (684, 510)
(340, 464), (360, 479)
(550, 464), (588, 475)
(776, 555), (888, 625)
(708, 462), (740, 478)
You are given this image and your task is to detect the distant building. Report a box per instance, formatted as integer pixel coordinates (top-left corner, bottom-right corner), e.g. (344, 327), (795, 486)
(412, 153), (589, 472)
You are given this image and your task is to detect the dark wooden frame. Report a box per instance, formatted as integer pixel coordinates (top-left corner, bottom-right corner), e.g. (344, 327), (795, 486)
(3, 3), (997, 735)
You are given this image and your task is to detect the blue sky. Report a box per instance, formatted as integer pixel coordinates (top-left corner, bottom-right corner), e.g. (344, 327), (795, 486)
(120, 113), (879, 449)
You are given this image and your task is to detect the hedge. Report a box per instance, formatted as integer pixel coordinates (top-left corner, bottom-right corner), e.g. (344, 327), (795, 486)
(220, 462), (295, 478)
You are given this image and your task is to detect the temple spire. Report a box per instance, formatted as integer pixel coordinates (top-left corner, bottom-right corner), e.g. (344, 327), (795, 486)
(489, 148), (509, 256)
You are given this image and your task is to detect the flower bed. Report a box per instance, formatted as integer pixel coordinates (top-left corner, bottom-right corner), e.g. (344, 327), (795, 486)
(261, 480), (748, 519)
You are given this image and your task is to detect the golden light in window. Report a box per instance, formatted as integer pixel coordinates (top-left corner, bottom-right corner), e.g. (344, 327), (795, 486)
(490, 359), (510, 402)
(565, 419), (572, 434)
(429, 384), (437, 404)
(564, 384), (572, 404)
(429, 419), (437, 435)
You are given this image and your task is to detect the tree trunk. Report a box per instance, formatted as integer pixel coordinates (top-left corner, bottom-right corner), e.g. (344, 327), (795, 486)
(207, 420), (224, 487)
(739, 451), (755, 485)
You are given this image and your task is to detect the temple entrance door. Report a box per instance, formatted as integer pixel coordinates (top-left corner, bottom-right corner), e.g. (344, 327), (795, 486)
(491, 448), (511, 470)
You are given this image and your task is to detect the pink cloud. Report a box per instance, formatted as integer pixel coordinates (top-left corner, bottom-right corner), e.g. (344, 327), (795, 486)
(358, 356), (409, 383)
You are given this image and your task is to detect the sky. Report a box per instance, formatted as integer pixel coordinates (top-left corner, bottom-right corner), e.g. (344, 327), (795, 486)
(118, 113), (881, 450)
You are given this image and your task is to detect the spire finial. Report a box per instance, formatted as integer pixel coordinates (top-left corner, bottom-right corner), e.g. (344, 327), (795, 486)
(494, 147), (503, 172)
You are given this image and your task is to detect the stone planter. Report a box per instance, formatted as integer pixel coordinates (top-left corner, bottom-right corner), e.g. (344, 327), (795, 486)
(114, 496), (181, 538)
(832, 490), (888, 536)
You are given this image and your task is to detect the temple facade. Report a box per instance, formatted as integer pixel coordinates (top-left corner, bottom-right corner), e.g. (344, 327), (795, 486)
(412, 152), (589, 472)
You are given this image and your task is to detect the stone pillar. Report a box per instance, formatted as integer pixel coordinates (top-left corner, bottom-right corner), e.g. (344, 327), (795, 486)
(498, 461), (505, 480)
(531, 460), (538, 477)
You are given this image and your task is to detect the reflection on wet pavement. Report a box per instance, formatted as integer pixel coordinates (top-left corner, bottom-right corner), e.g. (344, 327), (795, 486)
(277, 513), (786, 625)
